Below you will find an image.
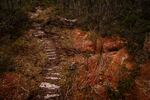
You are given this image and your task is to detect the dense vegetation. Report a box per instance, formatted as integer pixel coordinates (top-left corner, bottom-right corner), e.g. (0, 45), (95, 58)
(0, 0), (149, 100)
(58, 0), (150, 33)
(1, 0), (150, 37)
(57, 0), (150, 56)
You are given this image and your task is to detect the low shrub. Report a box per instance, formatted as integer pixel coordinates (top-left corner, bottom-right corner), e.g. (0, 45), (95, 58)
(0, 9), (29, 38)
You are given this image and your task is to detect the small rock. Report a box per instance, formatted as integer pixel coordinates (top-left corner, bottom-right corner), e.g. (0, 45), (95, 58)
(68, 62), (77, 70)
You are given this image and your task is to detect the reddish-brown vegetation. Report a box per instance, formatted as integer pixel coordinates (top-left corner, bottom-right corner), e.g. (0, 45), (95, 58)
(71, 29), (95, 52)
(0, 73), (25, 100)
(61, 29), (148, 100)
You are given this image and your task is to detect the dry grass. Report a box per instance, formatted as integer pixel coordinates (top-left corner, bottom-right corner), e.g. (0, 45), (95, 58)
(0, 31), (47, 99)
(58, 28), (139, 100)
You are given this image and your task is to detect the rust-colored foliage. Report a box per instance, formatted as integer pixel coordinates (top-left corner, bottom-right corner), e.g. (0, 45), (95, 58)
(0, 73), (25, 100)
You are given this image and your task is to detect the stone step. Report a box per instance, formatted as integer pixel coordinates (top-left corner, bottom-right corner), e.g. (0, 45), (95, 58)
(33, 35), (45, 38)
(48, 89), (61, 93)
(43, 79), (61, 85)
(45, 76), (60, 80)
(43, 70), (60, 75)
(45, 49), (56, 52)
(46, 52), (56, 55)
(47, 54), (57, 57)
(39, 87), (61, 93)
(47, 54), (56, 57)
(45, 72), (60, 75)
(51, 73), (60, 76)
(43, 69), (60, 74)
(44, 78), (61, 82)
(45, 68), (60, 72)
(40, 82), (60, 90)
(36, 27), (42, 30)
(43, 68), (54, 71)
(47, 54), (57, 58)
(32, 23), (41, 27)
(33, 31), (45, 35)
(43, 67), (59, 72)
(32, 23), (42, 30)
(45, 73), (60, 78)
(44, 65), (59, 69)
(44, 94), (60, 100)
(46, 83), (60, 89)
(48, 57), (57, 60)
(34, 34), (41, 37)
(47, 57), (57, 60)
(39, 39), (44, 42)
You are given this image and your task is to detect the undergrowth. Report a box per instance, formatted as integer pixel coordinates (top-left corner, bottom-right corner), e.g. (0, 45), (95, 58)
(106, 65), (140, 100)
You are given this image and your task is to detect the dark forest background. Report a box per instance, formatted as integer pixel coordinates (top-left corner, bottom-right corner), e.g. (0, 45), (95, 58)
(0, 0), (150, 68)
(1, 0), (150, 35)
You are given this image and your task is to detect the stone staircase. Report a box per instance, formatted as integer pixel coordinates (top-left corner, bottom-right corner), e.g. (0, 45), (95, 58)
(31, 22), (62, 100)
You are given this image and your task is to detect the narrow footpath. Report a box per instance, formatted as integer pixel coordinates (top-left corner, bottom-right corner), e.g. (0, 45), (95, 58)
(28, 7), (63, 100)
